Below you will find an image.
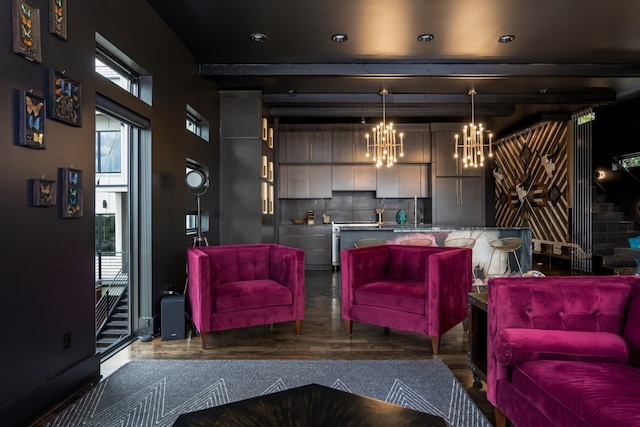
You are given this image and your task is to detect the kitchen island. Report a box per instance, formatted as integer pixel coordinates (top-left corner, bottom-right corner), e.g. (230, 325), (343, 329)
(339, 226), (532, 277)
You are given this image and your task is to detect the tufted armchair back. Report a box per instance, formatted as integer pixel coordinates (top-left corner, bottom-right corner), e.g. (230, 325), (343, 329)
(487, 275), (640, 404)
(187, 244), (305, 349)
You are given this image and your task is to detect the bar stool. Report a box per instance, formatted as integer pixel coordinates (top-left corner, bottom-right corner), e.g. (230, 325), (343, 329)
(488, 237), (523, 276)
(354, 238), (386, 248)
(444, 237), (477, 279)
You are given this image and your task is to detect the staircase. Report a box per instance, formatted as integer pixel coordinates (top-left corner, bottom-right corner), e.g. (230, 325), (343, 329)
(592, 190), (640, 275)
(96, 286), (129, 351)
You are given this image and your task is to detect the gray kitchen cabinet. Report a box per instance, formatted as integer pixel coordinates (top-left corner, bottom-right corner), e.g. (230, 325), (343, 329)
(376, 164), (429, 198)
(278, 225), (331, 269)
(400, 129), (428, 162)
(432, 124), (482, 177)
(332, 164), (376, 191)
(279, 165), (332, 199)
(354, 164), (377, 190)
(280, 131), (332, 163)
(278, 225), (306, 250)
(332, 130), (369, 163)
(433, 176), (483, 227)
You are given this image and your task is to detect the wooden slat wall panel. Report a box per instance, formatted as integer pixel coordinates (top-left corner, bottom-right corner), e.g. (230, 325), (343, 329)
(493, 121), (569, 249)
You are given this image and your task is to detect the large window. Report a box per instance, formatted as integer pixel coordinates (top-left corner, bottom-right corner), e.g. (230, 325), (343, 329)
(95, 214), (116, 254)
(96, 130), (122, 173)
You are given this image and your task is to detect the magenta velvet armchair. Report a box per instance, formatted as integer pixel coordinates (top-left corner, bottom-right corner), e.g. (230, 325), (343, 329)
(187, 244), (305, 349)
(487, 275), (640, 427)
(341, 244), (473, 354)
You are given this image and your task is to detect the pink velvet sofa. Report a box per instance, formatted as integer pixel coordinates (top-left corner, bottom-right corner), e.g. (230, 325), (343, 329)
(187, 244), (305, 349)
(487, 275), (640, 427)
(341, 244), (473, 354)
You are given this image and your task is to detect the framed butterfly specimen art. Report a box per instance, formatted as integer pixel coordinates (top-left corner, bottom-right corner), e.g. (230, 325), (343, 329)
(31, 178), (56, 207)
(11, 0), (42, 63)
(60, 167), (83, 218)
(49, 0), (66, 40)
(48, 69), (82, 127)
(17, 89), (46, 149)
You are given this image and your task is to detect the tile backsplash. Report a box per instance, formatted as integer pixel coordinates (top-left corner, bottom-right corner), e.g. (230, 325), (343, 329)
(280, 191), (432, 225)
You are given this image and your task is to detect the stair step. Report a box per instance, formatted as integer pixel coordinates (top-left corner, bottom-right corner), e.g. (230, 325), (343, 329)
(599, 254), (637, 267)
(107, 320), (128, 327)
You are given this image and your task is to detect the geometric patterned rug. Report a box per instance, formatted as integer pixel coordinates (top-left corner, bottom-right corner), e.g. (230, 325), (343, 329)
(46, 359), (492, 427)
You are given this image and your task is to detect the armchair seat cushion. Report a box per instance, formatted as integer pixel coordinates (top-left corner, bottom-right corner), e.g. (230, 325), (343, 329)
(216, 280), (293, 313)
(354, 280), (425, 315)
(509, 360), (640, 427)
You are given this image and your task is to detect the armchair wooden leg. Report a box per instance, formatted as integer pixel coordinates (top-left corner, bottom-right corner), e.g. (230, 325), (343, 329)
(431, 336), (440, 354)
(494, 406), (507, 427)
(462, 316), (469, 332)
(295, 320), (303, 336)
(200, 332), (209, 349)
(344, 320), (353, 336)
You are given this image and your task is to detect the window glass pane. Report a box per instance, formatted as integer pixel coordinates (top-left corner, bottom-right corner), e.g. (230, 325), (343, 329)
(95, 214), (116, 254)
(96, 130), (122, 173)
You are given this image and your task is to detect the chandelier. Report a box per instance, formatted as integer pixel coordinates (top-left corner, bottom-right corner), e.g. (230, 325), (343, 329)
(365, 90), (404, 167)
(454, 90), (493, 168)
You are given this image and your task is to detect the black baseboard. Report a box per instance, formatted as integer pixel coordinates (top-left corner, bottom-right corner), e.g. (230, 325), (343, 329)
(1, 353), (100, 427)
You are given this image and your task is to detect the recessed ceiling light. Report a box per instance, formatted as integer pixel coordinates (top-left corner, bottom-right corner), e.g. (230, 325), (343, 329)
(417, 34), (434, 42)
(498, 34), (515, 43)
(250, 33), (268, 42)
(331, 33), (348, 42)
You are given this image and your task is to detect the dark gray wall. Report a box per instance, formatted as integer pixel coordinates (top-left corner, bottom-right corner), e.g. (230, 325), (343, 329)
(0, 1), (218, 425)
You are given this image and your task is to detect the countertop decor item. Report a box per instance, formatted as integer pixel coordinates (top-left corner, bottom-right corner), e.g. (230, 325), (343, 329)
(292, 218), (306, 225)
(396, 209), (407, 224)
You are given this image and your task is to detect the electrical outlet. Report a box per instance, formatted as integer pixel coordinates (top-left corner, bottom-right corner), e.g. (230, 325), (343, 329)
(62, 331), (71, 351)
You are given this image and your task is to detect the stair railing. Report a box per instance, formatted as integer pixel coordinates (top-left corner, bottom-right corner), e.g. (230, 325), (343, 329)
(95, 256), (129, 336)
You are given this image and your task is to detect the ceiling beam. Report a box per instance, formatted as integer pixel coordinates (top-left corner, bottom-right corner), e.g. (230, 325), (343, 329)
(269, 104), (516, 118)
(263, 92), (616, 105)
(201, 63), (640, 78)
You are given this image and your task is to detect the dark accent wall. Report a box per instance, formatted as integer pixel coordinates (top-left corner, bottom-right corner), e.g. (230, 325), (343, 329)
(0, 2), (218, 425)
(594, 98), (640, 224)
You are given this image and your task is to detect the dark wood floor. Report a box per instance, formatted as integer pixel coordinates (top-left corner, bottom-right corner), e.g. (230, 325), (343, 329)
(40, 255), (574, 427)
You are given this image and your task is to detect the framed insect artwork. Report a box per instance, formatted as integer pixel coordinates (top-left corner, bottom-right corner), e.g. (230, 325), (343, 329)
(60, 167), (83, 218)
(49, 0), (66, 40)
(48, 69), (82, 127)
(31, 178), (56, 207)
(16, 89), (46, 149)
(11, 0), (42, 63)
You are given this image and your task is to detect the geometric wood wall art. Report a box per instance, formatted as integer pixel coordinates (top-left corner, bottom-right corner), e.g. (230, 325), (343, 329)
(49, 0), (67, 40)
(48, 69), (82, 127)
(60, 167), (83, 218)
(493, 121), (569, 245)
(12, 0), (42, 63)
(16, 89), (46, 149)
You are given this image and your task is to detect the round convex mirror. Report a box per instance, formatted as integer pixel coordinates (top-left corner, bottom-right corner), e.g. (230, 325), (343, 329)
(186, 169), (208, 193)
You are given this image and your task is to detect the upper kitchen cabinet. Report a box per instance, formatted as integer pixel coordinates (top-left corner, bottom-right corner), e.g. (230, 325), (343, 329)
(332, 164), (377, 191)
(332, 129), (369, 163)
(432, 123), (482, 177)
(376, 164), (430, 198)
(279, 130), (332, 163)
(279, 165), (332, 199)
(398, 124), (431, 163)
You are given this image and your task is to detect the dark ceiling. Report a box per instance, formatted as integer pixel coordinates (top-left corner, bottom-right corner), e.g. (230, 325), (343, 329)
(147, 0), (640, 136)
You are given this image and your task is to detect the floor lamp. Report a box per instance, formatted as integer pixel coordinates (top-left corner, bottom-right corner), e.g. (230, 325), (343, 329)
(186, 169), (209, 247)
